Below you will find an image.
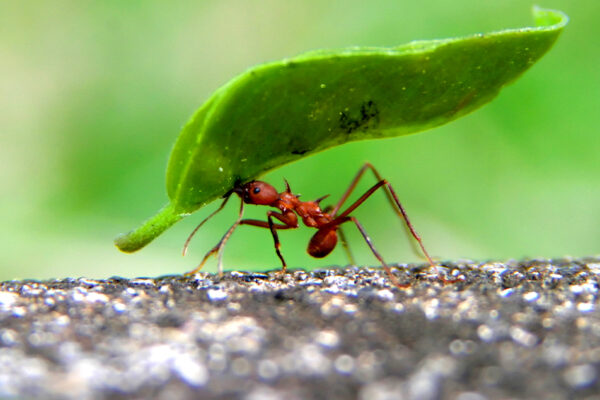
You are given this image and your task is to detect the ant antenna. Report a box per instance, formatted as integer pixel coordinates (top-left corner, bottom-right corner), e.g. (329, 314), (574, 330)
(182, 193), (233, 256)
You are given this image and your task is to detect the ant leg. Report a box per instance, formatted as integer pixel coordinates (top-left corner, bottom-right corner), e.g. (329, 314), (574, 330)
(350, 216), (408, 288)
(330, 216), (406, 288)
(337, 227), (357, 266)
(267, 211), (288, 272)
(182, 193), (233, 256)
(332, 162), (394, 217)
(380, 181), (435, 267)
(329, 184), (458, 286)
(239, 219), (289, 229)
(331, 163), (434, 265)
(331, 180), (435, 268)
(330, 163), (372, 217)
(331, 184), (463, 286)
(184, 199), (245, 277)
(185, 218), (293, 277)
(184, 207), (297, 277)
(353, 163), (425, 260)
(323, 204), (356, 266)
(184, 244), (219, 277)
(238, 217), (296, 271)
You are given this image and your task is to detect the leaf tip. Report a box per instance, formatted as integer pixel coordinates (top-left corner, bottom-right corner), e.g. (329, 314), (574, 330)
(532, 6), (569, 29)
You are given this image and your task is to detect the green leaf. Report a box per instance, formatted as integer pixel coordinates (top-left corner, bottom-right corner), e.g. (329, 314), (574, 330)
(115, 7), (568, 253)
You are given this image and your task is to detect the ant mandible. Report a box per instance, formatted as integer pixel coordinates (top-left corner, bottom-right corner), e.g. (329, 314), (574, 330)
(182, 162), (436, 287)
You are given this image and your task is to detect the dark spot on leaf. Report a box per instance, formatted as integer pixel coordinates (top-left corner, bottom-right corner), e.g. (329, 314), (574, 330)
(339, 112), (360, 133)
(339, 100), (380, 134)
(361, 100), (379, 121)
(289, 136), (311, 156)
(291, 149), (308, 155)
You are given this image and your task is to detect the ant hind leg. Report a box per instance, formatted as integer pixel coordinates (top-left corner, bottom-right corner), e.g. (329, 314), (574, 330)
(337, 227), (357, 266)
(346, 216), (407, 288)
(332, 162), (436, 268)
(323, 204), (355, 266)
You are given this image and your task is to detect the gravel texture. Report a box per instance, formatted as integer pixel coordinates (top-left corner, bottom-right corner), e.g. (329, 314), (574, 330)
(1, 257), (600, 399)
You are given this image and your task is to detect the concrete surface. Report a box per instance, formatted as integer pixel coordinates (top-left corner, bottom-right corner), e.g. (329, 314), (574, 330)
(1, 257), (600, 399)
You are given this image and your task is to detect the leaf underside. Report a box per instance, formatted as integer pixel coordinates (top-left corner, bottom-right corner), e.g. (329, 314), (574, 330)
(115, 7), (567, 253)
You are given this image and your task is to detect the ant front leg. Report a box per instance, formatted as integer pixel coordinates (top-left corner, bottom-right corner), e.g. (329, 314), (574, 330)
(239, 210), (298, 272)
(184, 199), (245, 277)
(268, 212), (288, 271)
(185, 216), (293, 277)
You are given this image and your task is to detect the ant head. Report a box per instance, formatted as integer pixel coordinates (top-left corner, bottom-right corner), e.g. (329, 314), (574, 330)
(234, 181), (278, 205)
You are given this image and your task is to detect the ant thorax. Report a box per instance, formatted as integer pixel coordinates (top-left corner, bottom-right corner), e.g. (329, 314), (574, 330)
(274, 192), (300, 211)
(294, 201), (332, 228)
(273, 191), (331, 228)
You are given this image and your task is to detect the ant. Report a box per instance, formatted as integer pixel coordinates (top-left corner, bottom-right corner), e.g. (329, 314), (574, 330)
(182, 162), (437, 287)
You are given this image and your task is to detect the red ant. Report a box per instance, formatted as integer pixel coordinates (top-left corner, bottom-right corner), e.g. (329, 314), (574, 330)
(182, 163), (436, 287)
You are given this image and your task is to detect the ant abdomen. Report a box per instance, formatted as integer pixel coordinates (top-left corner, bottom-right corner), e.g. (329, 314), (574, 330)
(308, 228), (338, 258)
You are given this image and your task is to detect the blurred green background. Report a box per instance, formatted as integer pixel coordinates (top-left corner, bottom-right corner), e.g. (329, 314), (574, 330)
(1, 0), (598, 280)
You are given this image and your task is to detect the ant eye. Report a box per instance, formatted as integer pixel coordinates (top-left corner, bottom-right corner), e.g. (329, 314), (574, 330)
(253, 187), (261, 194)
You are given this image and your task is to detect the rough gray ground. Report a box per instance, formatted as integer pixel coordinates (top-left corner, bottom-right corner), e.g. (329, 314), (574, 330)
(1, 257), (600, 400)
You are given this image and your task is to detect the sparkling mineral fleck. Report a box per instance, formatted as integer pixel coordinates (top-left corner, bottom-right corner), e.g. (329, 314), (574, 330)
(207, 289), (228, 301)
(563, 364), (596, 388)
